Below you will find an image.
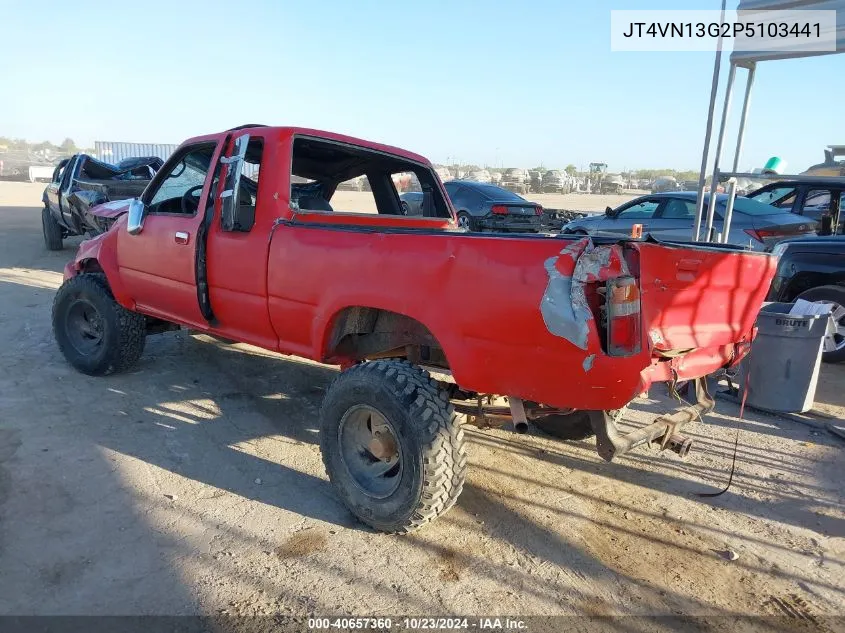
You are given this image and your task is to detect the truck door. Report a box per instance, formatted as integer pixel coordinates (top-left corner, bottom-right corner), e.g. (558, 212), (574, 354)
(202, 132), (278, 350)
(116, 141), (221, 326)
(45, 159), (69, 217)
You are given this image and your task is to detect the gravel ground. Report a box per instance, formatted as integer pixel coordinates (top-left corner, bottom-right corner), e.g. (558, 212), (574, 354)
(0, 182), (843, 620)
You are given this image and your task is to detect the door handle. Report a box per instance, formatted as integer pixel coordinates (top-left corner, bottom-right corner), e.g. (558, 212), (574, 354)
(174, 231), (190, 245)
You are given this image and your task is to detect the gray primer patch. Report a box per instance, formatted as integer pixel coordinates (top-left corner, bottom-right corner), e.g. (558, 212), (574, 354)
(540, 256), (589, 350)
(582, 354), (596, 372)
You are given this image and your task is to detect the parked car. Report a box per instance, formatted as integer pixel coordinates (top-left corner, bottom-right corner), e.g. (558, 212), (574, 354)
(500, 168), (530, 194)
(651, 176), (680, 193)
(542, 170), (570, 194)
(464, 169), (492, 183)
(599, 174), (624, 195)
(562, 192), (817, 250)
(444, 180), (543, 232)
(528, 170), (544, 193)
(746, 179), (845, 233)
(398, 191), (425, 215)
(41, 154), (162, 249)
(768, 236), (845, 362)
(51, 125), (776, 532)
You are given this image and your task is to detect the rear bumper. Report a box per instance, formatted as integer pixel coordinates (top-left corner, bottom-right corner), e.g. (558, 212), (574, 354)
(640, 339), (752, 390)
(478, 216), (542, 231)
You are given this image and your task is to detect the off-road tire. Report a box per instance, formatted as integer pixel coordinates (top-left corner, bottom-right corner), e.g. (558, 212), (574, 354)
(42, 206), (63, 251)
(532, 408), (595, 440)
(797, 285), (845, 363)
(320, 360), (467, 533)
(52, 273), (146, 376)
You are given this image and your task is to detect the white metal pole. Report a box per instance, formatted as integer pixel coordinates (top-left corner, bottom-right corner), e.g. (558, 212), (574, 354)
(703, 61), (736, 242)
(693, 0), (728, 242)
(731, 63), (756, 173)
(721, 178), (738, 243)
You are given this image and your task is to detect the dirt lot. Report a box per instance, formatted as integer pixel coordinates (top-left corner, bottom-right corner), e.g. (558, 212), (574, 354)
(0, 181), (843, 620)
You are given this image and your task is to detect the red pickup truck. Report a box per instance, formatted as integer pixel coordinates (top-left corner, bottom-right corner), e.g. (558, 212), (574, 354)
(52, 125), (777, 532)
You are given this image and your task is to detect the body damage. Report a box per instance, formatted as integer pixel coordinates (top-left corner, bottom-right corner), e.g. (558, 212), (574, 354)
(64, 126), (778, 414)
(44, 154), (161, 238)
(541, 237), (629, 351)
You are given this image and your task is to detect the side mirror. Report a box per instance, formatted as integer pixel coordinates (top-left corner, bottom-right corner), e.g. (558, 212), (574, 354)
(605, 206), (613, 216)
(127, 198), (147, 235)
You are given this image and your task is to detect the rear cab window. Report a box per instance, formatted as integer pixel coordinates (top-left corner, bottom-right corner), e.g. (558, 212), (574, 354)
(747, 185), (797, 209)
(290, 137), (451, 221)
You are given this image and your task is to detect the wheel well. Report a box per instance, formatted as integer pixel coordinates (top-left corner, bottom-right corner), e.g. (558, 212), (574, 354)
(325, 307), (449, 368)
(79, 258), (104, 274)
(784, 273), (845, 302)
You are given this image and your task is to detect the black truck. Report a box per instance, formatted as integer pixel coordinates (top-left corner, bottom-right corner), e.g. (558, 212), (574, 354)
(768, 236), (845, 362)
(41, 154), (163, 250)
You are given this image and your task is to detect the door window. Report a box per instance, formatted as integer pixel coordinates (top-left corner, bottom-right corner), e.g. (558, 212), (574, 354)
(802, 189), (832, 213)
(615, 200), (659, 219)
(660, 199), (696, 219)
(147, 144), (216, 215)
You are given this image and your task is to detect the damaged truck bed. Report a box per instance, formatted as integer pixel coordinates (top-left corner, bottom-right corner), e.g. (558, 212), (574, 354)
(53, 125), (777, 532)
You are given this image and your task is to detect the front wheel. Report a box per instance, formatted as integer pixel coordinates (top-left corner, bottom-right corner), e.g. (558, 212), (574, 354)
(52, 274), (147, 376)
(42, 206), (63, 251)
(796, 285), (845, 363)
(320, 360), (467, 533)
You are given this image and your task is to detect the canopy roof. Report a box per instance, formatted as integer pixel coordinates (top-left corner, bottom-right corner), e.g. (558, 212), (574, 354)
(730, 0), (845, 65)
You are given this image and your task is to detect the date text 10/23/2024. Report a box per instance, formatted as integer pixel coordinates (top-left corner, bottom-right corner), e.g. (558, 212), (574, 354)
(308, 617), (528, 630)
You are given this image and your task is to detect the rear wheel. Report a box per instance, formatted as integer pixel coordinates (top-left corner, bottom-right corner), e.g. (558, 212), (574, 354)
(52, 274), (146, 375)
(796, 285), (845, 363)
(320, 360), (467, 533)
(42, 206), (63, 251)
(457, 212), (476, 231)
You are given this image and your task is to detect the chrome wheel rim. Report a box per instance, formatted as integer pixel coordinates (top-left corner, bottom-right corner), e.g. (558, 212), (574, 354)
(821, 301), (845, 353)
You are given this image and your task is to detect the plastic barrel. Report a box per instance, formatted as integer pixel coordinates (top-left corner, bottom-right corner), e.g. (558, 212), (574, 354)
(737, 303), (832, 413)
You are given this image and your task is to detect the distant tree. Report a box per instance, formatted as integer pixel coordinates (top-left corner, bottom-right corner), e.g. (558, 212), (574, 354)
(564, 164), (577, 176)
(59, 138), (77, 154)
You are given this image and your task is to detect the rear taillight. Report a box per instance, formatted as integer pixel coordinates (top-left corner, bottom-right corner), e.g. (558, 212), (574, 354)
(491, 205), (508, 215)
(606, 276), (641, 356)
(745, 225), (813, 243)
(534, 205), (543, 216)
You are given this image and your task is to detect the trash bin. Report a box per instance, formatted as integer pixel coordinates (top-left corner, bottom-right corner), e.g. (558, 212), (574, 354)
(737, 302), (833, 413)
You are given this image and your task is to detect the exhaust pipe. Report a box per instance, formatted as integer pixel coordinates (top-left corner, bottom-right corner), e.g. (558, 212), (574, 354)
(509, 397), (529, 434)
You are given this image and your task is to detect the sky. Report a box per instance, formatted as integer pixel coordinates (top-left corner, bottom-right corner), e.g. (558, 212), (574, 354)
(0, 0), (839, 172)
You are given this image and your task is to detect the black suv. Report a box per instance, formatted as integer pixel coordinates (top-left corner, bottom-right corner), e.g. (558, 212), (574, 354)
(767, 236), (845, 362)
(746, 179), (844, 233)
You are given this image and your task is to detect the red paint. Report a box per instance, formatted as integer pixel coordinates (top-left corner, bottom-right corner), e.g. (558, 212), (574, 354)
(64, 126), (778, 411)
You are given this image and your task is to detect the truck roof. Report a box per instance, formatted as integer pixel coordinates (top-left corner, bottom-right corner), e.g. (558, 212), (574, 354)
(180, 126), (432, 166)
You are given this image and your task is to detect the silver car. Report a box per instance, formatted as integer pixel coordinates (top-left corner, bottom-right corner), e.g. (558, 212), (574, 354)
(562, 192), (818, 250)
